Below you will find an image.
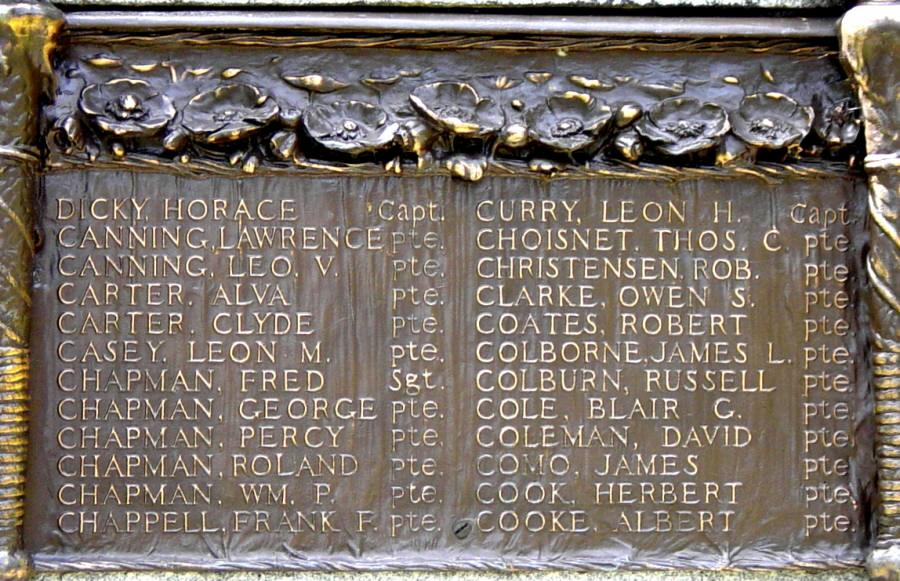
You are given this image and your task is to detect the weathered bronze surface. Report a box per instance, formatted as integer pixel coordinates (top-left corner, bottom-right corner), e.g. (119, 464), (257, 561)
(26, 168), (872, 571)
(0, 1), (893, 577)
(17, 17), (877, 574)
(840, 4), (900, 579)
(42, 27), (862, 178)
(0, 1), (63, 578)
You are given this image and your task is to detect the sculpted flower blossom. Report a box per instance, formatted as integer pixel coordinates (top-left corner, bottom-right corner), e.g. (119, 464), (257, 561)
(635, 97), (729, 156)
(304, 100), (399, 155)
(730, 92), (813, 150)
(525, 93), (613, 154)
(181, 83), (279, 146)
(812, 94), (861, 149)
(409, 81), (504, 138)
(80, 79), (175, 138)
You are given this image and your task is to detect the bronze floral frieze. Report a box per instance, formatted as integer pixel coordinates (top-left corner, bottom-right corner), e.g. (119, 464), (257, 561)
(45, 48), (862, 182)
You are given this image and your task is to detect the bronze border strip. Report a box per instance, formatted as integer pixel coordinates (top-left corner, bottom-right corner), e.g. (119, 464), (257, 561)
(64, 11), (837, 38)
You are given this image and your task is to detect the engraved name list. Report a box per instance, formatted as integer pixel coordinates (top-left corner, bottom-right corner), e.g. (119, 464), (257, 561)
(24, 171), (870, 571)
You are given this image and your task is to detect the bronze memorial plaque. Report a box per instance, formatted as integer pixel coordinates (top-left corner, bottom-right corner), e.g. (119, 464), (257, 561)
(0, 3), (897, 577)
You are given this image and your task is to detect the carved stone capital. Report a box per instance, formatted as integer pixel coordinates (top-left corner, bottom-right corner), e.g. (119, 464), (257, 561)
(0, 1), (62, 578)
(840, 3), (900, 580)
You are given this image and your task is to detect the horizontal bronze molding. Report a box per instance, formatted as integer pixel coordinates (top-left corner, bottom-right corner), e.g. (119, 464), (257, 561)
(64, 11), (838, 38)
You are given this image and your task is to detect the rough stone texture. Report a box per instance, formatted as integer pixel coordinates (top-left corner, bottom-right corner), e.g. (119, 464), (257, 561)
(32, 571), (870, 581)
